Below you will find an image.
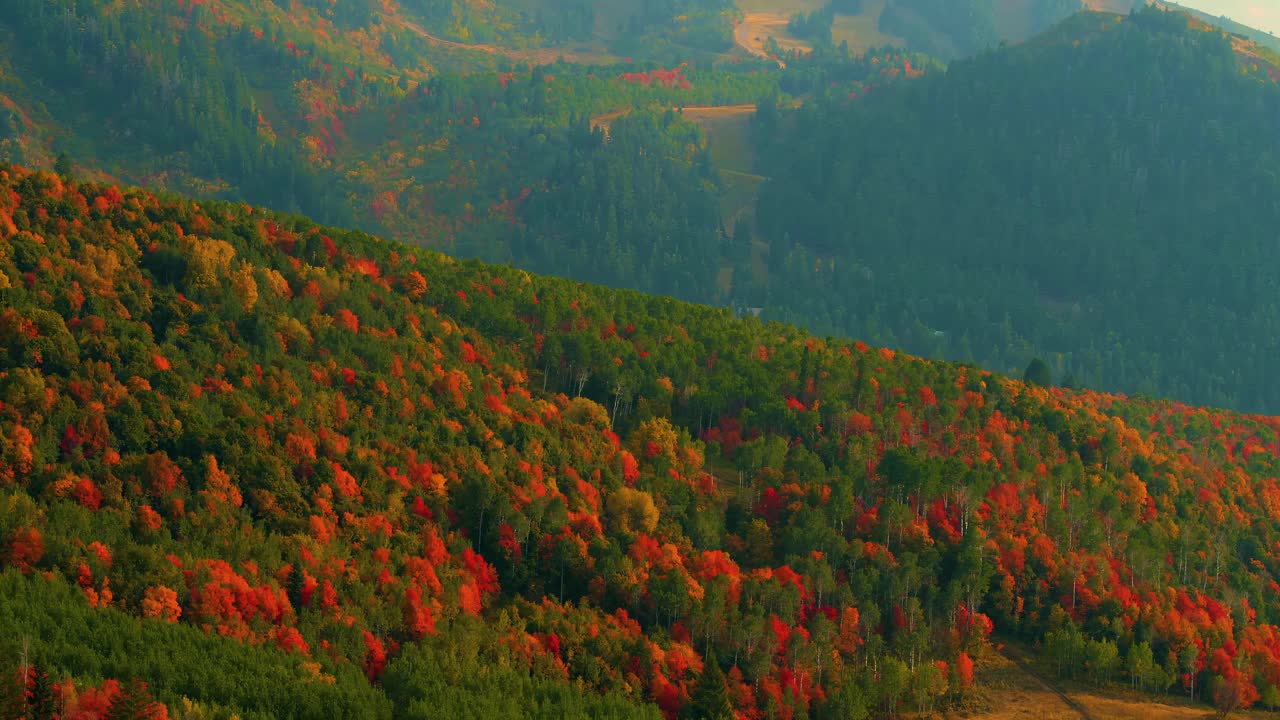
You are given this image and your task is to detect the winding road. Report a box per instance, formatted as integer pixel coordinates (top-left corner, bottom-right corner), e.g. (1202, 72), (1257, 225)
(733, 12), (797, 67)
(398, 18), (617, 65)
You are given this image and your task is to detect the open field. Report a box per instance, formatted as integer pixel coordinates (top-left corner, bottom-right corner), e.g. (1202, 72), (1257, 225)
(961, 648), (1275, 720)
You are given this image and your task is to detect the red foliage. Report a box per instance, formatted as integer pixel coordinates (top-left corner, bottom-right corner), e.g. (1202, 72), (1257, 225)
(621, 450), (641, 485)
(273, 626), (310, 655)
(955, 651), (975, 689)
(334, 308), (360, 333)
(362, 631), (387, 680)
(74, 478), (104, 510)
(403, 585), (437, 639)
(8, 526), (43, 573)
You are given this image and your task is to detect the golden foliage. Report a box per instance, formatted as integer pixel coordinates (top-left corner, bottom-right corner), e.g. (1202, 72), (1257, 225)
(606, 486), (660, 534)
(181, 235), (236, 289)
(232, 264), (259, 311)
(261, 267), (291, 299)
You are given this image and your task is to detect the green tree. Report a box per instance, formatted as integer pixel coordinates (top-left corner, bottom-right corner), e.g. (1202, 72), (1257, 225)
(1126, 641), (1154, 691)
(1085, 638), (1119, 686)
(682, 653), (733, 720)
(53, 152), (72, 177)
(27, 666), (54, 720)
(1023, 358), (1052, 388)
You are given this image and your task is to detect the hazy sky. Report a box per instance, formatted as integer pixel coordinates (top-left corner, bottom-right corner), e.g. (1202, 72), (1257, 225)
(1177, 0), (1280, 36)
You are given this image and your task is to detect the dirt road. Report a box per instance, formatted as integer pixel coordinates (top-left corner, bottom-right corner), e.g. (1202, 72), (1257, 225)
(733, 12), (803, 67)
(399, 18), (618, 65)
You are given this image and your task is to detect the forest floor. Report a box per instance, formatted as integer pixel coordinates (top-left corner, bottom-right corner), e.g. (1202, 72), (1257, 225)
(961, 645), (1271, 720)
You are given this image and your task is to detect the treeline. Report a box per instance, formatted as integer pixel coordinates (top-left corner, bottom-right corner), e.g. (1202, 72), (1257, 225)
(748, 6), (1280, 413)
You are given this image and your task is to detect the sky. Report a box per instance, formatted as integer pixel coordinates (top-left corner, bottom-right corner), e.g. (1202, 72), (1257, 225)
(1176, 0), (1280, 36)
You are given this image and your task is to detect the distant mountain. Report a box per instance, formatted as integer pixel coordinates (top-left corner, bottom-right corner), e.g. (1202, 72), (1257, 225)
(786, 0), (1137, 60)
(1162, 1), (1280, 52)
(747, 5), (1280, 413)
(3, 166), (1280, 717)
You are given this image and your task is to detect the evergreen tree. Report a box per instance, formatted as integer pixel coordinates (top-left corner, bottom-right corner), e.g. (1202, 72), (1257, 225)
(287, 563), (308, 610)
(53, 152), (72, 177)
(682, 653), (733, 720)
(27, 666), (54, 720)
(1023, 358), (1052, 388)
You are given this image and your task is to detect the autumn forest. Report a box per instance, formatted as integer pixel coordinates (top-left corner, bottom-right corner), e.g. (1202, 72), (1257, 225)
(1, 1), (1280, 719)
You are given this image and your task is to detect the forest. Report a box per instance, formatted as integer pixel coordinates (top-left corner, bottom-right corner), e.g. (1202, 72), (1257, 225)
(8, 2), (1280, 421)
(749, 6), (1280, 414)
(0, 166), (1279, 718)
(4, 3), (1280, 717)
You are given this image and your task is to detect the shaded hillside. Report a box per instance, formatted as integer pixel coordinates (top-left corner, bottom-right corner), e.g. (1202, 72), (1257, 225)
(876, 0), (1081, 58)
(749, 5), (1280, 413)
(783, 0), (1116, 60)
(1, 167), (1280, 717)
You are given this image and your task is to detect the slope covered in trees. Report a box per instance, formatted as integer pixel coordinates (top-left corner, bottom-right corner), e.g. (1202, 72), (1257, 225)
(782, 0), (1111, 60)
(0, 0), (762, 237)
(2, 167), (1280, 717)
(749, 6), (1280, 414)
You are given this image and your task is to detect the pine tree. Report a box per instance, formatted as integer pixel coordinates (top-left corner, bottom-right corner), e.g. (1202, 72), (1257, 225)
(53, 152), (73, 177)
(287, 563), (308, 610)
(682, 652), (733, 720)
(1023, 358), (1052, 388)
(26, 665), (54, 720)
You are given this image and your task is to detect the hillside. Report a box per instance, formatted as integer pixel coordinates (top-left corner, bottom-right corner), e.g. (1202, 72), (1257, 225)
(747, 5), (1280, 414)
(765, 0), (1134, 61)
(2, 167), (1280, 717)
(0, 0), (770, 238)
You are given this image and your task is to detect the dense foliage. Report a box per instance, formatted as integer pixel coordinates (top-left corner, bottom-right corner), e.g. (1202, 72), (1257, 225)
(2, 168), (1280, 718)
(750, 7), (1280, 413)
(0, 0), (801, 317)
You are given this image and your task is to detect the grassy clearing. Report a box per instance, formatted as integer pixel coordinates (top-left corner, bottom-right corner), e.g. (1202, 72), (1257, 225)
(961, 646), (1275, 720)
